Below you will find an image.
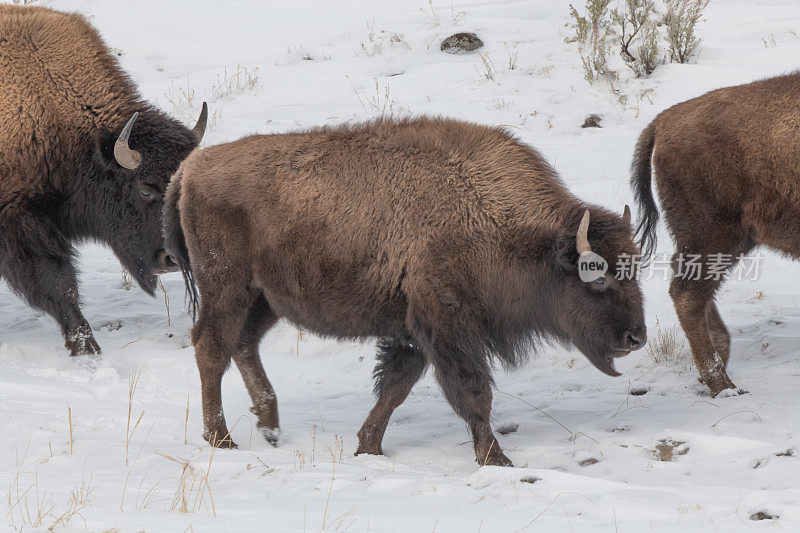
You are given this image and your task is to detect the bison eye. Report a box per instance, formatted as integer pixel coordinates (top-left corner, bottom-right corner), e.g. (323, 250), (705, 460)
(593, 277), (606, 286)
(138, 185), (157, 200)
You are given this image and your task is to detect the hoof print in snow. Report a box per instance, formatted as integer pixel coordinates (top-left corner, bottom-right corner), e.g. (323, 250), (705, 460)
(578, 458), (599, 467)
(99, 320), (122, 332)
(520, 476), (540, 484)
(629, 386), (649, 396)
(581, 114), (602, 128)
(749, 511), (778, 521)
(775, 448), (795, 457)
(496, 423), (519, 435)
(653, 439), (689, 462)
(440, 33), (484, 54)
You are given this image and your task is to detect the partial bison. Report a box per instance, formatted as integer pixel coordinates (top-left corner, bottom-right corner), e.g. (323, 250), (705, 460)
(0, 5), (206, 355)
(631, 73), (800, 396)
(165, 117), (647, 466)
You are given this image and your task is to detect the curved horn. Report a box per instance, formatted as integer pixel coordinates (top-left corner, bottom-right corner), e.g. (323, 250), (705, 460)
(576, 209), (592, 255)
(114, 112), (142, 170)
(191, 102), (208, 143)
(622, 204), (631, 226)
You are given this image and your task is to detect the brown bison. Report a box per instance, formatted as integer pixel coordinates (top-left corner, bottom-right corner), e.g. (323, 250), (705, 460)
(0, 5), (206, 356)
(165, 117), (647, 466)
(631, 73), (800, 396)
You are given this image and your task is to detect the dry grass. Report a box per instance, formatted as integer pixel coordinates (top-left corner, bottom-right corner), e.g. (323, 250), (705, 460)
(67, 404), (73, 455)
(504, 42), (519, 70)
(361, 19), (410, 56)
(120, 423), (155, 512)
(326, 435), (344, 464)
(126, 367), (144, 466)
(158, 278), (171, 326)
(158, 451), (216, 516)
(184, 394), (190, 445)
(163, 77), (219, 134)
(646, 318), (685, 365)
(419, 0), (440, 27)
(164, 77), (201, 125)
(211, 65), (262, 100)
(321, 462), (336, 530)
(476, 53), (497, 81)
(346, 75), (401, 117)
(121, 270), (133, 291)
(6, 441), (94, 530)
(295, 327), (303, 356)
(49, 474), (95, 530)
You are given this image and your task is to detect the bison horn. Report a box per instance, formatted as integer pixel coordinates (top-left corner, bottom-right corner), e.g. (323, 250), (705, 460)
(114, 112), (142, 170)
(191, 102), (208, 143)
(576, 209), (592, 255)
(622, 204), (631, 226)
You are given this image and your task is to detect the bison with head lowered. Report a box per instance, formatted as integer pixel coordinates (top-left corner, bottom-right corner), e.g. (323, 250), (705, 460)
(166, 117), (647, 466)
(0, 5), (206, 355)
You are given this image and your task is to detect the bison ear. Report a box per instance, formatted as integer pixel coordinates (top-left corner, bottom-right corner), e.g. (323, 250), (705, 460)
(552, 232), (578, 271)
(92, 129), (118, 170)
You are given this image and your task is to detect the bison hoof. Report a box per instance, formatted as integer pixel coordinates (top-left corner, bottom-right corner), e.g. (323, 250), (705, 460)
(66, 325), (101, 357)
(714, 387), (749, 398)
(704, 373), (745, 398)
(354, 444), (384, 457)
(479, 452), (513, 467)
(259, 427), (280, 446)
(204, 431), (238, 449)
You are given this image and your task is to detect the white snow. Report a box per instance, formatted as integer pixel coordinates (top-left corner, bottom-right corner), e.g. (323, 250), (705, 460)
(2, 0), (800, 530)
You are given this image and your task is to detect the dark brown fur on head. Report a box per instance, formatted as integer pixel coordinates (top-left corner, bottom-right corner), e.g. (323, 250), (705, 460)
(0, 5), (203, 356)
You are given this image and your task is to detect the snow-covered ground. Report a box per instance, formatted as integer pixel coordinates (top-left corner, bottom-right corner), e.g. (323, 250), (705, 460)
(2, 0), (800, 530)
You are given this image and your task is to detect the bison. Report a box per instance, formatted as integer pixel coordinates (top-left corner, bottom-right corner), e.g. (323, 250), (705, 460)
(0, 5), (206, 355)
(631, 73), (800, 396)
(165, 117), (647, 466)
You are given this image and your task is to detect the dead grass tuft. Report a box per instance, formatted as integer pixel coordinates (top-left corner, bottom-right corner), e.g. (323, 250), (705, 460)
(646, 318), (685, 365)
(157, 451), (217, 516)
(211, 66), (262, 100)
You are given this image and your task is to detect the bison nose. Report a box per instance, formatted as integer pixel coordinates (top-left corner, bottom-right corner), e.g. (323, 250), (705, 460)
(623, 330), (647, 351)
(155, 250), (179, 273)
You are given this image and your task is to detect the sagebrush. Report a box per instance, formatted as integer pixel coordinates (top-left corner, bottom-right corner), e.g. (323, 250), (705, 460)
(568, 0), (710, 81)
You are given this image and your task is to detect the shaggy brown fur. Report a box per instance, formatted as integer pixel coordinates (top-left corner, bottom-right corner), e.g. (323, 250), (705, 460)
(166, 117), (646, 466)
(0, 5), (203, 355)
(632, 72), (800, 396)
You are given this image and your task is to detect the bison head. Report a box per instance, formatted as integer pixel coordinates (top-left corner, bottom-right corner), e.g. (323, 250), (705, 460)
(91, 103), (207, 295)
(549, 206), (646, 376)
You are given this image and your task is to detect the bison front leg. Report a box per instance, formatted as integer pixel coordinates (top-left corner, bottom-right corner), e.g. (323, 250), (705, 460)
(0, 215), (100, 356)
(431, 355), (511, 467)
(356, 340), (428, 456)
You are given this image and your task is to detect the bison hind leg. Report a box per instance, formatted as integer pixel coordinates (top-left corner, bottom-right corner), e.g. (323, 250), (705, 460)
(705, 301), (731, 367)
(192, 286), (262, 449)
(232, 293), (280, 446)
(355, 339), (427, 456)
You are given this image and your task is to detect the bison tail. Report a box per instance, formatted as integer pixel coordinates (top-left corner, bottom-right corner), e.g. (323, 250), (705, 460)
(163, 167), (199, 320)
(631, 121), (659, 260)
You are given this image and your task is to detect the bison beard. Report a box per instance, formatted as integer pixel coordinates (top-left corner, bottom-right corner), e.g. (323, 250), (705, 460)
(0, 5), (205, 356)
(166, 117), (646, 467)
